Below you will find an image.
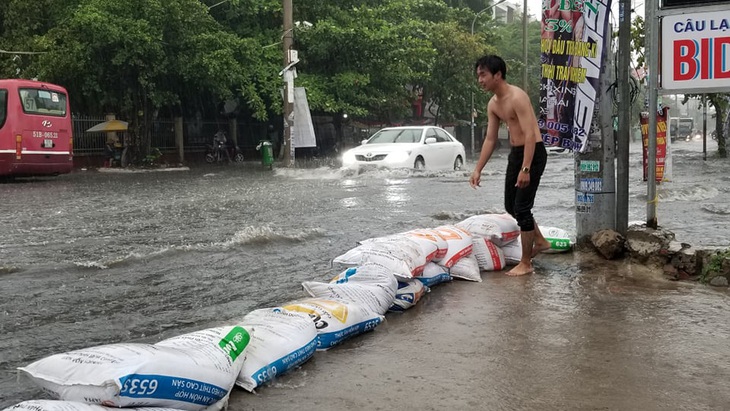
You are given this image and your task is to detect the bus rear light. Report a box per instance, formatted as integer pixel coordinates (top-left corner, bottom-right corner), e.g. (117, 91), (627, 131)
(69, 137), (74, 157)
(15, 134), (22, 159)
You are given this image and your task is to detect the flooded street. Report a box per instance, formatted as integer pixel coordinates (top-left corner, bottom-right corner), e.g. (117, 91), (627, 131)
(1, 139), (729, 410)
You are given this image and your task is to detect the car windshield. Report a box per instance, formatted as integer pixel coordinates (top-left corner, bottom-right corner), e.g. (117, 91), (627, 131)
(368, 128), (422, 144)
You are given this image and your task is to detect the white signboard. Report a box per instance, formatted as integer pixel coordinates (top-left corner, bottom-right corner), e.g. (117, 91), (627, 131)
(661, 11), (730, 90)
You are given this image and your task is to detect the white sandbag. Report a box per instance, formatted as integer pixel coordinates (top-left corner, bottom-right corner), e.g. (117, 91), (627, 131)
(449, 254), (481, 282)
(500, 236), (522, 265)
(235, 308), (318, 392)
(389, 278), (429, 312)
(280, 297), (384, 351)
(417, 262), (452, 288)
(333, 237), (426, 279)
(398, 229), (447, 262)
(2, 400), (183, 411)
(472, 237), (506, 271)
(302, 263), (398, 315)
(433, 225), (473, 268)
(540, 226), (574, 253)
(19, 326), (251, 411)
(456, 213), (520, 246)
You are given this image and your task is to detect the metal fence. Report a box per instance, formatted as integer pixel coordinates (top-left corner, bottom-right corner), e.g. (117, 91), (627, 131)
(72, 115), (271, 156)
(72, 115), (108, 155)
(72, 115), (443, 158)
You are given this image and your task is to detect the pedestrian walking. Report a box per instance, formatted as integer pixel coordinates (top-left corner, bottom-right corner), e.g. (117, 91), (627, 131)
(469, 54), (551, 276)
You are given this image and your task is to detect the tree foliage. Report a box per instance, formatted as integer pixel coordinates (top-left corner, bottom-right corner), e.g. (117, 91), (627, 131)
(0, 0), (543, 155)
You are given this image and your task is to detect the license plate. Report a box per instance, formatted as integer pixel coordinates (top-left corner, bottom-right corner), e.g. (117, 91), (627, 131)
(43, 139), (54, 148)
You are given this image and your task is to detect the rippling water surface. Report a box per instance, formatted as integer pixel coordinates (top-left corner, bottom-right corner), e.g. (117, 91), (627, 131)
(1, 139), (728, 408)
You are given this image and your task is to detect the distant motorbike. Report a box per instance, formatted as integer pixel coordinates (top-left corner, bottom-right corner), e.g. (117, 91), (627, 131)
(205, 132), (244, 164)
(686, 129), (702, 142)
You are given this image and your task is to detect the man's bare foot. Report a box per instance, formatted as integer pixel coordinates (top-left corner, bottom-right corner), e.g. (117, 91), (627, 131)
(531, 239), (552, 258)
(506, 262), (534, 276)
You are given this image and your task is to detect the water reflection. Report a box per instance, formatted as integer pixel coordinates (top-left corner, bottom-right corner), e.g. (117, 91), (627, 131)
(340, 197), (359, 208)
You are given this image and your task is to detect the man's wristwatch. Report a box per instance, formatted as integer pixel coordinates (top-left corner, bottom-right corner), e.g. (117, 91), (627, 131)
(520, 166), (530, 174)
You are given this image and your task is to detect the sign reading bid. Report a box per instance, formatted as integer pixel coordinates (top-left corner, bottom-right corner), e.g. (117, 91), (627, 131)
(661, 10), (730, 91)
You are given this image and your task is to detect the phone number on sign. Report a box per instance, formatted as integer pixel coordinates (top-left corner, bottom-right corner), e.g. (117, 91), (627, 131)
(537, 119), (586, 137)
(32, 131), (59, 139)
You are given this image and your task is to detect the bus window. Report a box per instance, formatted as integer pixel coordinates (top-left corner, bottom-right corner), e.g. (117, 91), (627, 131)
(0, 89), (7, 129)
(19, 88), (67, 116)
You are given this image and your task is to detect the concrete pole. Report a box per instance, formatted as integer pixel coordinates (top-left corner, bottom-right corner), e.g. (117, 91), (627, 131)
(282, 0), (294, 167)
(522, 0), (528, 91)
(575, 29), (616, 244)
(229, 118), (237, 147)
(646, 0), (658, 228)
(174, 116), (183, 164)
(616, 0), (631, 235)
(702, 94), (707, 161)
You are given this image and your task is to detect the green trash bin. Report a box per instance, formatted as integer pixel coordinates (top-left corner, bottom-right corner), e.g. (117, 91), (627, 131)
(257, 140), (274, 169)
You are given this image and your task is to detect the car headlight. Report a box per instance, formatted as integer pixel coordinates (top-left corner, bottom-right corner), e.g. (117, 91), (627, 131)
(341, 150), (356, 165)
(386, 150), (411, 163)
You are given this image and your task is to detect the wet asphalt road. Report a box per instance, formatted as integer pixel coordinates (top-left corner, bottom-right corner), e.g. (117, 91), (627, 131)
(1, 139), (729, 410)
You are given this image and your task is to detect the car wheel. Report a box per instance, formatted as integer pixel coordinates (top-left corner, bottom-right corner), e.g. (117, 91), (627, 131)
(414, 157), (425, 170)
(453, 156), (463, 171)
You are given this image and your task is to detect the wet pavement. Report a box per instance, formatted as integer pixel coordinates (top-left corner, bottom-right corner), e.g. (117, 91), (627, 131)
(236, 253), (730, 411)
(1, 139), (729, 410)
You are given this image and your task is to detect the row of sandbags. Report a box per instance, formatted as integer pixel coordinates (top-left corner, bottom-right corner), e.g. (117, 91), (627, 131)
(5, 214), (573, 411)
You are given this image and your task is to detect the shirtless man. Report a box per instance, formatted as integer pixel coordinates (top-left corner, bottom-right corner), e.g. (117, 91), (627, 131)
(469, 55), (550, 276)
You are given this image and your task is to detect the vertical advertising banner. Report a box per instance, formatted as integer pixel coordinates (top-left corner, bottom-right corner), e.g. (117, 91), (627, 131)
(292, 87), (317, 148)
(539, 0), (612, 152)
(640, 107), (671, 182)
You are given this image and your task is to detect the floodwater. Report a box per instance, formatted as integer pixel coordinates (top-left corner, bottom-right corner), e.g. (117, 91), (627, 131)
(1, 139), (728, 410)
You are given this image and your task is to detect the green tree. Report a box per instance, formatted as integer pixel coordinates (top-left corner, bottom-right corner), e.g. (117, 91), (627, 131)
(29, 0), (274, 158)
(293, 0), (445, 122)
(0, 0), (549, 153)
(419, 21), (493, 125)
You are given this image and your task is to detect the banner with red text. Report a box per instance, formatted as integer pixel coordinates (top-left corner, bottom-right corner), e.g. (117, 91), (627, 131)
(539, 0), (612, 153)
(640, 107), (672, 183)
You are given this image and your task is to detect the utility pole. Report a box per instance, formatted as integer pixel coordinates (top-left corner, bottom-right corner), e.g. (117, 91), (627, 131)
(522, 0), (528, 91)
(575, 27), (616, 244)
(646, 0), (658, 228)
(616, 0), (631, 235)
(282, 0), (294, 167)
(702, 94), (707, 161)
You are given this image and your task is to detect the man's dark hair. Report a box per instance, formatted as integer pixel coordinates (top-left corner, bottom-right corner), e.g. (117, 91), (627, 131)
(475, 54), (507, 80)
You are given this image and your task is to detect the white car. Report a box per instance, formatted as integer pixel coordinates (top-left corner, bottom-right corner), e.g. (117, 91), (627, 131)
(341, 126), (466, 171)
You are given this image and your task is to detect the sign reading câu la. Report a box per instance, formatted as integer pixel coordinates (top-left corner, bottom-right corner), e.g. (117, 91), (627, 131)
(662, 11), (730, 91)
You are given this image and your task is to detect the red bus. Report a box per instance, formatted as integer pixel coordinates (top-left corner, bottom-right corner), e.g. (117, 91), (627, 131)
(0, 79), (73, 177)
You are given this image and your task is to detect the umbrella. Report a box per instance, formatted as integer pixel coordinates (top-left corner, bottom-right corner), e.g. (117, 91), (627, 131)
(86, 119), (128, 133)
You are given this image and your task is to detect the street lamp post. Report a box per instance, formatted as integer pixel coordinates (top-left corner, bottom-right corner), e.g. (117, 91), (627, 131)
(282, 0), (294, 167)
(470, 0), (509, 160)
